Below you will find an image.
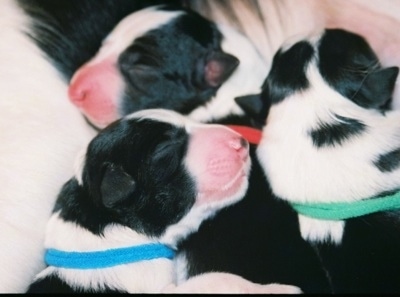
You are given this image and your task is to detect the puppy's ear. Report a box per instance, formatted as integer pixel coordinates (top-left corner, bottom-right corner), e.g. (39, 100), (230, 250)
(203, 51), (239, 87)
(356, 66), (399, 109)
(122, 64), (159, 90)
(100, 163), (136, 208)
(235, 94), (263, 116)
(235, 92), (270, 122)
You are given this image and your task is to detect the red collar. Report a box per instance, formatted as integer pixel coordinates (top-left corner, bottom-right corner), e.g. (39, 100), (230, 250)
(226, 125), (262, 145)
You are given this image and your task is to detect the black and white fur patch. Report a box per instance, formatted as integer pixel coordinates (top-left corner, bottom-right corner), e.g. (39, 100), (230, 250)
(26, 109), (252, 293)
(2, 1), (267, 292)
(238, 28), (400, 293)
(65, 5), (267, 128)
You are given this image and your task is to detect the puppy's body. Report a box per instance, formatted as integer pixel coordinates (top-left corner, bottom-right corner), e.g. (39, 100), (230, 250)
(249, 29), (400, 293)
(27, 109), (300, 294)
(1, 1), (266, 292)
(63, 5), (329, 293)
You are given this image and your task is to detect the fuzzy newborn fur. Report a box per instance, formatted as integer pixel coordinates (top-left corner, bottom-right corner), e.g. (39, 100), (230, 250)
(238, 29), (400, 293)
(27, 109), (301, 294)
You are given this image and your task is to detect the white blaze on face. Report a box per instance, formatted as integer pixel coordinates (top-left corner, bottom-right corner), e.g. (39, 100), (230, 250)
(68, 7), (183, 128)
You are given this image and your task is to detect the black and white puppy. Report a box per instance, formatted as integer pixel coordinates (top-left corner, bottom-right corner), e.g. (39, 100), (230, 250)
(66, 5), (267, 128)
(27, 109), (302, 294)
(239, 29), (400, 293)
(1, 1), (266, 292)
(26, 109), (256, 293)
(65, 6), (334, 293)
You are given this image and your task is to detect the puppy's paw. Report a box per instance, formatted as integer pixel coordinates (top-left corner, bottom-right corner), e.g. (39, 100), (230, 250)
(259, 283), (303, 294)
(161, 272), (303, 294)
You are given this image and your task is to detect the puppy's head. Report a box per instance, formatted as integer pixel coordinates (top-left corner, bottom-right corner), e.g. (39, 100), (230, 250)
(236, 29), (399, 124)
(68, 5), (240, 128)
(58, 109), (250, 244)
(234, 29), (399, 207)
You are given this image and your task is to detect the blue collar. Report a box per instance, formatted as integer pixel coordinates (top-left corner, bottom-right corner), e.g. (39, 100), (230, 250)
(45, 243), (175, 269)
(290, 190), (400, 220)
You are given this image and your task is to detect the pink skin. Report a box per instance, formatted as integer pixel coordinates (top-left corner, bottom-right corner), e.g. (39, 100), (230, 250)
(68, 56), (122, 128)
(185, 125), (250, 206)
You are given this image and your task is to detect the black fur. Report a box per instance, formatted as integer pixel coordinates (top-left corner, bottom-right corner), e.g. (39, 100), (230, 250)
(117, 8), (239, 117)
(27, 116), (197, 293)
(262, 41), (314, 104)
(28, 275), (124, 294)
(374, 148), (400, 173)
(178, 101), (332, 293)
(179, 145), (332, 293)
(315, 210), (400, 293)
(58, 119), (195, 237)
(309, 115), (366, 148)
(318, 29), (399, 111)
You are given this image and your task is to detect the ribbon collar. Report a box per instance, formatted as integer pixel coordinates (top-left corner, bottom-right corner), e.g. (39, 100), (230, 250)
(226, 125), (262, 145)
(290, 191), (400, 220)
(45, 243), (175, 270)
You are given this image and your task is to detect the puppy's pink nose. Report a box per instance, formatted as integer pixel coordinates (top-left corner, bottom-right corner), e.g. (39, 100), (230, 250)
(68, 72), (94, 106)
(68, 80), (91, 106)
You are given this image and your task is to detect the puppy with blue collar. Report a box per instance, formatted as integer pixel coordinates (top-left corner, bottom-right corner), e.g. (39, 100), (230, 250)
(27, 109), (300, 294)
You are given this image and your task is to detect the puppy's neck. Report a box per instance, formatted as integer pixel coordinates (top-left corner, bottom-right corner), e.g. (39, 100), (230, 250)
(38, 212), (175, 293)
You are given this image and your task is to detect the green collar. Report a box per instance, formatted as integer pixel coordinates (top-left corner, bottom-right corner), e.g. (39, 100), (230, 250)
(290, 191), (400, 220)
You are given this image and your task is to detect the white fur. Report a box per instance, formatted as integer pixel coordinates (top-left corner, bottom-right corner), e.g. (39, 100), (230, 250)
(38, 214), (302, 293)
(163, 272), (303, 294)
(257, 59), (400, 243)
(0, 0), (96, 292)
(127, 107), (245, 135)
(36, 215), (173, 293)
(76, 7), (182, 68)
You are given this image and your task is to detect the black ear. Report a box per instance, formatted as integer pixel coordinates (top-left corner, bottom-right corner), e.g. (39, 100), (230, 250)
(123, 64), (159, 90)
(235, 92), (271, 122)
(356, 66), (399, 109)
(203, 51), (239, 87)
(100, 163), (136, 209)
(235, 94), (263, 116)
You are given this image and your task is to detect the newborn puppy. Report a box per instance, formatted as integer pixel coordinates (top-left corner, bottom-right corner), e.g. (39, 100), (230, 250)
(67, 5), (267, 128)
(27, 109), (298, 293)
(238, 29), (400, 293)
